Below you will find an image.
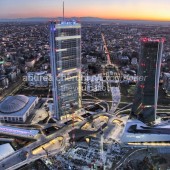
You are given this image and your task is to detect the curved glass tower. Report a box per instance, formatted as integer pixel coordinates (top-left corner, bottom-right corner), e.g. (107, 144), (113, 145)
(131, 37), (164, 123)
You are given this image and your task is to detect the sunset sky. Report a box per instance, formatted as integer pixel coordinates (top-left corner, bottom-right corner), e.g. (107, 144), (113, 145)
(0, 0), (170, 21)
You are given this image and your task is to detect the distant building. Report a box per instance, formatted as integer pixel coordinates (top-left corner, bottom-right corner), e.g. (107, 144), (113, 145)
(162, 73), (170, 95)
(0, 75), (9, 89)
(119, 56), (129, 64)
(131, 37), (164, 123)
(25, 58), (36, 68)
(86, 55), (97, 63)
(0, 95), (38, 123)
(121, 119), (170, 145)
(8, 71), (17, 82)
(0, 57), (4, 64)
(26, 71), (49, 87)
(5, 66), (18, 82)
(131, 57), (138, 65)
(42, 63), (49, 70)
(82, 73), (104, 92)
(16, 68), (21, 76)
(166, 57), (170, 72)
(50, 20), (82, 120)
(0, 57), (5, 74)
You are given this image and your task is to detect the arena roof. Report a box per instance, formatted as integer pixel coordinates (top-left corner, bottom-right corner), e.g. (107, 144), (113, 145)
(0, 95), (29, 114)
(0, 96), (38, 117)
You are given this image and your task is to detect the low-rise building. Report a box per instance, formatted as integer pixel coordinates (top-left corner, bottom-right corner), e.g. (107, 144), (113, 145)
(25, 58), (36, 68)
(82, 73), (104, 92)
(0, 75), (9, 89)
(26, 71), (50, 87)
(86, 55), (97, 63)
(162, 73), (170, 95)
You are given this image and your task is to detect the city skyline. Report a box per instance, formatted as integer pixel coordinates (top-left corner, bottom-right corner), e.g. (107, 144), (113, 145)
(1, 3), (170, 168)
(0, 0), (170, 21)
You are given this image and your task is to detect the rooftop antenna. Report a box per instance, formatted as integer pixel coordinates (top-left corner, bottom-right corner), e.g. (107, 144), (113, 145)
(63, 1), (65, 21)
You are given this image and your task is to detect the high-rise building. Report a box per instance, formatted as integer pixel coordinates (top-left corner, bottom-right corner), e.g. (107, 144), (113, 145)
(162, 72), (170, 95)
(0, 57), (5, 74)
(50, 20), (82, 120)
(131, 37), (164, 123)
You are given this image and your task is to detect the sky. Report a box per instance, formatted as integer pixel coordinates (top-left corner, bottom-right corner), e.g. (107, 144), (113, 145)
(0, 0), (170, 21)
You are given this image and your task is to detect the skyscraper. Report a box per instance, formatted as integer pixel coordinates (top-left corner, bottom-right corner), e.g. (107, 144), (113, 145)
(50, 20), (82, 120)
(0, 57), (5, 74)
(131, 37), (164, 123)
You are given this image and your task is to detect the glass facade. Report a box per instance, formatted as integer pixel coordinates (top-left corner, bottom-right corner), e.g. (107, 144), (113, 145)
(131, 38), (164, 123)
(50, 21), (82, 120)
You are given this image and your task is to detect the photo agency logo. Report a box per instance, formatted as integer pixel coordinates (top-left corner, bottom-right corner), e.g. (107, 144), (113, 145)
(23, 75), (51, 82)
(23, 72), (147, 85)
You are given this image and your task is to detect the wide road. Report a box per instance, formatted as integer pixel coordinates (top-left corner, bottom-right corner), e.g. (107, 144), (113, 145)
(101, 33), (121, 113)
(101, 33), (111, 65)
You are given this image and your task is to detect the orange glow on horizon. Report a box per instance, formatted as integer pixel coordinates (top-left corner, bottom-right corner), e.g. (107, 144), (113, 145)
(32, 9), (170, 22)
(3, 1), (170, 22)
(9, 12), (170, 22)
(21, 12), (170, 21)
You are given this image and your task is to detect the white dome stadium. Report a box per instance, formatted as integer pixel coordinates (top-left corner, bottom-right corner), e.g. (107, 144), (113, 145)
(0, 95), (29, 113)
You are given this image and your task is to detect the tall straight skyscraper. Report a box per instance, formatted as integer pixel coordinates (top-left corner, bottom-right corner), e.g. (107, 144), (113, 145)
(131, 37), (164, 123)
(50, 20), (82, 120)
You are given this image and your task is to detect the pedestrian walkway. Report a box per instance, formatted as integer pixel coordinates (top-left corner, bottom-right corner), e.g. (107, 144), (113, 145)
(110, 87), (121, 113)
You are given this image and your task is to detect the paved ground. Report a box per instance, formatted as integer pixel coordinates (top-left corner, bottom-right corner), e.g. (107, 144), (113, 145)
(31, 109), (48, 124)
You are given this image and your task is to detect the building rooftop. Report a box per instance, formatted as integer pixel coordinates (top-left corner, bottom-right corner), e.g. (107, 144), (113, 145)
(55, 20), (81, 28)
(140, 37), (165, 43)
(0, 143), (15, 160)
(0, 95), (29, 114)
(27, 71), (47, 76)
(0, 95), (38, 117)
(164, 73), (170, 77)
(0, 57), (4, 64)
